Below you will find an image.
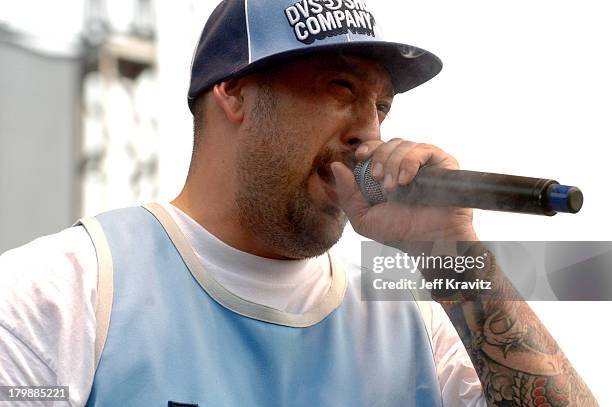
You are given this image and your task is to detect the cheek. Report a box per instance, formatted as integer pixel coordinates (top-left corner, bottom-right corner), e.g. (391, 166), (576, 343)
(271, 93), (349, 163)
(278, 112), (329, 156)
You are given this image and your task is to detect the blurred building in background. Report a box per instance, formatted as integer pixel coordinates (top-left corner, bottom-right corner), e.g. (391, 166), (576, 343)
(0, 0), (160, 252)
(80, 0), (159, 217)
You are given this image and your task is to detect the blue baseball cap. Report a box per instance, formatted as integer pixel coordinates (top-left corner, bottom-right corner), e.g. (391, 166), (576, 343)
(188, 0), (442, 113)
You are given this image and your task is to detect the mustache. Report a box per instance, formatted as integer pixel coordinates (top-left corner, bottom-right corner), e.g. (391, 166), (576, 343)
(310, 147), (358, 187)
(312, 147), (358, 173)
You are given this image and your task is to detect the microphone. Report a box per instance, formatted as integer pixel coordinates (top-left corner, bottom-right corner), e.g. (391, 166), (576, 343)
(353, 159), (583, 216)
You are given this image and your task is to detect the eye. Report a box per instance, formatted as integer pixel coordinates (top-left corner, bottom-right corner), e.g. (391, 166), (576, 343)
(331, 79), (354, 92)
(377, 103), (391, 115)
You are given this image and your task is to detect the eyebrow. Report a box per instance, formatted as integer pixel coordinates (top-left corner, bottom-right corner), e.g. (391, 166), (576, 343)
(318, 57), (395, 98)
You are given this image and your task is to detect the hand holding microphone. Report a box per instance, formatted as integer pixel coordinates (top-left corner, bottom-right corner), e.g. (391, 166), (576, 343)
(330, 139), (583, 244)
(353, 158), (583, 216)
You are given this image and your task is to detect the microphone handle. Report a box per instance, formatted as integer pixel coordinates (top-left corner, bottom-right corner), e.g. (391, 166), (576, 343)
(379, 167), (585, 216)
(353, 159), (584, 215)
(389, 168), (558, 216)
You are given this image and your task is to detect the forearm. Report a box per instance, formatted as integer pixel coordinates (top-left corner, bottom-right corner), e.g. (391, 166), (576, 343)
(441, 270), (599, 407)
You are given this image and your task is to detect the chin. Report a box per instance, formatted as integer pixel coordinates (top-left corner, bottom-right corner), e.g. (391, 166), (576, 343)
(309, 212), (348, 253)
(282, 213), (347, 259)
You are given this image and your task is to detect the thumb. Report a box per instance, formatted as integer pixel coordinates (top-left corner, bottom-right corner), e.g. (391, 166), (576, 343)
(330, 162), (370, 219)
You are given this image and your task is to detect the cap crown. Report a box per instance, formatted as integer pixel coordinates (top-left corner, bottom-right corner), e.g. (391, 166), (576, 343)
(188, 0), (442, 112)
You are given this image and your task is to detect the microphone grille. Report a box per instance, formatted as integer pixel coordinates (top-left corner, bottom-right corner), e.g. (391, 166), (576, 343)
(353, 159), (386, 205)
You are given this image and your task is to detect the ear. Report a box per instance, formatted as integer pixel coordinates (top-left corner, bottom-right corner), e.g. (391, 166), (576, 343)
(212, 79), (246, 124)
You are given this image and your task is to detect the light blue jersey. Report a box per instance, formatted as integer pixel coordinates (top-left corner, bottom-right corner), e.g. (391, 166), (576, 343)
(82, 204), (442, 406)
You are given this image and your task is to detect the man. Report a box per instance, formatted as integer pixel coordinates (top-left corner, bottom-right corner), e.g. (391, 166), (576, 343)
(0, 0), (598, 406)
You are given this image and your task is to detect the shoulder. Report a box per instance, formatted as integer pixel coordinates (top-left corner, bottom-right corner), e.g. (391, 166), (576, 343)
(0, 225), (99, 405)
(0, 226), (98, 314)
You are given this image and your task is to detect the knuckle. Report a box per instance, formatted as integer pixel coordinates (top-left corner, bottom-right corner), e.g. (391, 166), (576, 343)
(385, 157), (401, 172)
(401, 160), (419, 173)
(385, 151), (407, 171)
(371, 149), (386, 162)
(447, 156), (460, 168)
(372, 144), (391, 159)
(390, 152), (403, 164)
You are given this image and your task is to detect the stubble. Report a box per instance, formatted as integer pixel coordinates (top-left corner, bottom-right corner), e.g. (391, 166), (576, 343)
(235, 84), (347, 259)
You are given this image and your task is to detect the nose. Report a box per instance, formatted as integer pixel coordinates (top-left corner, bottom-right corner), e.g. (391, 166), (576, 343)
(341, 101), (382, 151)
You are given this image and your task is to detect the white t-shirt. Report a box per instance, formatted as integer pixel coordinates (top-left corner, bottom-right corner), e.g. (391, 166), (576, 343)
(0, 203), (485, 406)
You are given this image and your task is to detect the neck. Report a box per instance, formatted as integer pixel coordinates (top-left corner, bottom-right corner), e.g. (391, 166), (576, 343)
(172, 175), (293, 261)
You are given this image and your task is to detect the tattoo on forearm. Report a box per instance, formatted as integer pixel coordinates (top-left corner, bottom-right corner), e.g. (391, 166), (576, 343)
(444, 274), (599, 407)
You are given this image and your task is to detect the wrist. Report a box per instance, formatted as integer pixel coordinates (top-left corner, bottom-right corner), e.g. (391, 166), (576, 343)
(443, 225), (478, 242)
(390, 239), (494, 305)
(398, 224), (478, 243)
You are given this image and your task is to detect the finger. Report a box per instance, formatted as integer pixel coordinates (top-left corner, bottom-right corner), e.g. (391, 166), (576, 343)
(368, 138), (407, 181)
(355, 140), (384, 161)
(382, 141), (420, 191)
(397, 143), (436, 187)
(434, 154), (460, 170)
(402, 144), (459, 173)
(395, 144), (460, 188)
(330, 161), (370, 221)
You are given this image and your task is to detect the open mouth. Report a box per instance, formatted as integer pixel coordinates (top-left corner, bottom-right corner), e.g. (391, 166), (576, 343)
(316, 165), (335, 186)
(312, 149), (358, 192)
